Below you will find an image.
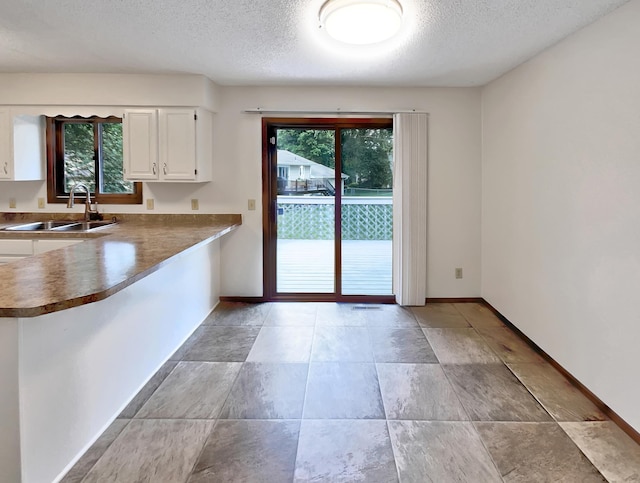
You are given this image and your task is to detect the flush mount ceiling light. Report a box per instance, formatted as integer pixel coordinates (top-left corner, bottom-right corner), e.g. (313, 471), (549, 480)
(319, 0), (403, 45)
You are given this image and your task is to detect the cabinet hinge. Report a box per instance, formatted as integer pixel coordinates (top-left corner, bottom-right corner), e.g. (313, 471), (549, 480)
(195, 169), (198, 175)
(194, 113), (198, 121)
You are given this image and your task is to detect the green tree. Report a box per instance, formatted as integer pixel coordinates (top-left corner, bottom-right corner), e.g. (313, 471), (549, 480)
(277, 129), (335, 168)
(101, 122), (132, 193)
(277, 127), (393, 189)
(63, 123), (95, 191)
(63, 121), (133, 194)
(341, 128), (392, 189)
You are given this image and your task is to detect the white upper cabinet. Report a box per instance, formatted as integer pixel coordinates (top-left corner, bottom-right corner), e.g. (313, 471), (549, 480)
(123, 107), (212, 182)
(0, 110), (45, 181)
(159, 108), (196, 181)
(122, 109), (159, 181)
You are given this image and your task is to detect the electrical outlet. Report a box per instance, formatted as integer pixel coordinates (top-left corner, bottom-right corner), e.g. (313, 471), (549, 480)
(455, 268), (463, 279)
(248, 199), (256, 211)
(9, 198), (16, 209)
(191, 199), (199, 210)
(146, 198), (154, 210)
(38, 198), (45, 209)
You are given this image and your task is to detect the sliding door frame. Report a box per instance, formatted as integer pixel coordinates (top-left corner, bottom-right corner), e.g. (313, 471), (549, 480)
(262, 117), (395, 303)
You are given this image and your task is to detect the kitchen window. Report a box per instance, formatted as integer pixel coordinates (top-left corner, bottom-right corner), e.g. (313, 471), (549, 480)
(46, 116), (142, 204)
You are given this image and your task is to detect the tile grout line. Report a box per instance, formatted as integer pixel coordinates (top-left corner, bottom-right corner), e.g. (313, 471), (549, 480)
(450, 303), (606, 481)
(433, 311), (506, 482)
(183, 304), (269, 482)
(555, 422), (612, 482)
(79, 309), (219, 481)
(76, 418), (131, 483)
(368, 321), (403, 483)
(467, 419), (506, 483)
(290, 304), (318, 480)
(500, 362), (611, 482)
(130, 361), (180, 420)
(181, 417), (223, 482)
(77, 346), (186, 480)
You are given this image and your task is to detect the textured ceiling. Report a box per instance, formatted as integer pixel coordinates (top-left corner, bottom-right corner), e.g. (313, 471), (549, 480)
(0, 0), (630, 86)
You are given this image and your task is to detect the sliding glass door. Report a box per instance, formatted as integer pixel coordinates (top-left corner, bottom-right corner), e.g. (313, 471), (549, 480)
(275, 128), (336, 293)
(340, 127), (393, 295)
(263, 118), (393, 301)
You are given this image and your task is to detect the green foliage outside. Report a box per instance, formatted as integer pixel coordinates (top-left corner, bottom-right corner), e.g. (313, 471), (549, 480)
(278, 129), (336, 169)
(63, 124), (95, 192)
(63, 122), (133, 194)
(341, 128), (393, 189)
(101, 123), (133, 193)
(277, 128), (393, 190)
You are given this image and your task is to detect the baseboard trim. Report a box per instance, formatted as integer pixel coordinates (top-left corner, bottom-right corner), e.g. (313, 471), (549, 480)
(482, 299), (640, 446)
(223, 295), (397, 304)
(224, 296), (483, 304)
(219, 296), (266, 303)
(426, 297), (484, 304)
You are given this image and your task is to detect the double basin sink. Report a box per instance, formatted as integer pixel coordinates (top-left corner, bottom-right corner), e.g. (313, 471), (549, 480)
(3, 220), (116, 232)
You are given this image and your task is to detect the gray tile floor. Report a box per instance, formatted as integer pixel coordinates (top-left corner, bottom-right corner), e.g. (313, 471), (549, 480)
(62, 302), (640, 482)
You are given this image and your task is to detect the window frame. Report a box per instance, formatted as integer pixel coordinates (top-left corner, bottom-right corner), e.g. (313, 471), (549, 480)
(46, 116), (143, 205)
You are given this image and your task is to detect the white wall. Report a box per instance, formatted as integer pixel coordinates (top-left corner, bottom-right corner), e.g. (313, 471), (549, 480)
(0, 78), (483, 299)
(482, 0), (640, 431)
(214, 86), (482, 297)
(0, 73), (220, 110)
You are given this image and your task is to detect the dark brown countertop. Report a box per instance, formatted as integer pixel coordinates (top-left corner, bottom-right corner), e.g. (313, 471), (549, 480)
(0, 213), (241, 318)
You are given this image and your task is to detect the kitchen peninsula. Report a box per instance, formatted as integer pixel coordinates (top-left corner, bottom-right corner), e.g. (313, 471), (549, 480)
(0, 213), (241, 483)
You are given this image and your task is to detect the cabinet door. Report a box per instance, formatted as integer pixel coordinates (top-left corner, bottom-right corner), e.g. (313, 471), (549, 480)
(194, 108), (213, 182)
(33, 239), (83, 255)
(159, 109), (196, 181)
(0, 239), (33, 256)
(123, 109), (159, 181)
(0, 110), (11, 180)
(12, 114), (45, 181)
(0, 112), (46, 181)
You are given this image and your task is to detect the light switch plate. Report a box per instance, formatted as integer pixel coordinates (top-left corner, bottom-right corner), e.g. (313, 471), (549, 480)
(38, 198), (45, 209)
(146, 199), (154, 210)
(191, 199), (199, 210)
(455, 268), (463, 279)
(9, 198), (16, 209)
(248, 199), (256, 211)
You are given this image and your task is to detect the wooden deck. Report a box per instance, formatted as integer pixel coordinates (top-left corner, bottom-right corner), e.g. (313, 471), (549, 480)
(276, 239), (392, 295)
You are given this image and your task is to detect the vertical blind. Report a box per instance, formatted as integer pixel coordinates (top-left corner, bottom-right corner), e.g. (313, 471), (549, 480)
(392, 113), (429, 305)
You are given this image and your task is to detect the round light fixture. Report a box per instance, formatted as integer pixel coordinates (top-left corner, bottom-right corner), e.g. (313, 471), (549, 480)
(319, 0), (403, 45)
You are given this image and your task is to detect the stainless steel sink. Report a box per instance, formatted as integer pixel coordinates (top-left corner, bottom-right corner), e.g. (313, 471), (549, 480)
(3, 220), (116, 232)
(51, 221), (116, 232)
(4, 221), (78, 231)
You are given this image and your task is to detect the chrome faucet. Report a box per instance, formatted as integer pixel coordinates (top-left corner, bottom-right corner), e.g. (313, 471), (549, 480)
(67, 183), (97, 221)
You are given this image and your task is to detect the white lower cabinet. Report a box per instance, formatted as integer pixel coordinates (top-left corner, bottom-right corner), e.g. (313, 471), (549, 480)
(0, 239), (83, 263)
(32, 239), (83, 255)
(0, 239), (33, 264)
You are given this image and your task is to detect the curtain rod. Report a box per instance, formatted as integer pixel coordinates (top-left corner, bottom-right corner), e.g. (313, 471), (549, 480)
(243, 108), (428, 115)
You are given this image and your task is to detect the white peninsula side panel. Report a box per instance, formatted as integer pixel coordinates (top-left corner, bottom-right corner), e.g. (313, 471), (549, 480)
(0, 238), (221, 483)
